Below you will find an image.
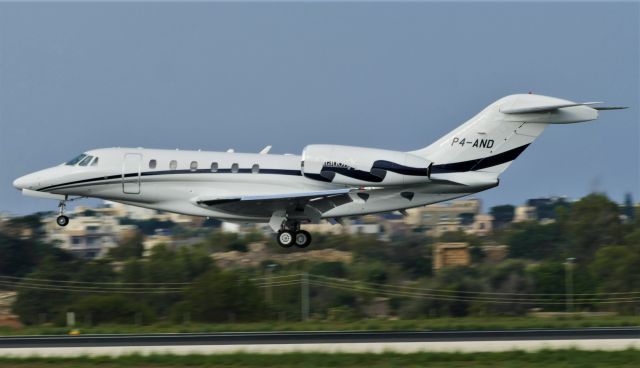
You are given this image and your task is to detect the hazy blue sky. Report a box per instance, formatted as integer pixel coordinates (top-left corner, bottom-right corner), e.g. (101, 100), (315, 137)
(1, 1), (638, 215)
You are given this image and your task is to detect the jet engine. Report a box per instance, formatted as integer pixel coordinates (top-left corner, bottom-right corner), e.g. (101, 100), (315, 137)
(301, 144), (432, 186)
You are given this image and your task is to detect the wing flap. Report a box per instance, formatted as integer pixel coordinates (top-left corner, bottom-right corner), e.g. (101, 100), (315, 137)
(194, 188), (352, 207)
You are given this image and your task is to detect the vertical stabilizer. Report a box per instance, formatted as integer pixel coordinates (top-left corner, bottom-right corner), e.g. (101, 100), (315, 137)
(411, 94), (600, 177)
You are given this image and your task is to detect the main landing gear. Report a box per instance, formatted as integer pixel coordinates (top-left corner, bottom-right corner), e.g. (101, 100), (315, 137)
(56, 200), (69, 227)
(276, 222), (312, 249)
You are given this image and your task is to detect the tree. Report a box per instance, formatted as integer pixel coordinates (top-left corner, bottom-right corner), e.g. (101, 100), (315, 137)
(109, 230), (144, 260)
(184, 270), (265, 322)
(562, 194), (623, 262)
(0, 234), (40, 277)
(70, 295), (155, 325)
(623, 193), (636, 221)
(506, 222), (565, 260)
(591, 245), (640, 294)
(310, 262), (347, 278)
(12, 256), (80, 325)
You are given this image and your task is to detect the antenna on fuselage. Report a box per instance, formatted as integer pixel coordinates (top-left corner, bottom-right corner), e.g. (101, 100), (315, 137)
(259, 145), (272, 154)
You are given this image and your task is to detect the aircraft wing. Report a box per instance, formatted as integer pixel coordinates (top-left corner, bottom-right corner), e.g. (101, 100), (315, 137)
(192, 188), (354, 219)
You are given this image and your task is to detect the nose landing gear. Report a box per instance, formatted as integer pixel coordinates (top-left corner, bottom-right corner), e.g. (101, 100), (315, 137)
(56, 200), (69, 227)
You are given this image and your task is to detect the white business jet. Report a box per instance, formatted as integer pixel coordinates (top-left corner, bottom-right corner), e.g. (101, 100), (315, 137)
(13, 94), (625, 248)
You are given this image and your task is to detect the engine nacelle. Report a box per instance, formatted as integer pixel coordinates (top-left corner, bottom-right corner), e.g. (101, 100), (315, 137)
(301, 144), (432, 186)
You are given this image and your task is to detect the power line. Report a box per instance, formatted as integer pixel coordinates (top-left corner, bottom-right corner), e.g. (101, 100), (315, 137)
(3, 273), (640, 302)
(0, 275), (190, 285)
(309, 274), (640, 297)
(309, 279), (640, 305)
(0, 281), (184, 294)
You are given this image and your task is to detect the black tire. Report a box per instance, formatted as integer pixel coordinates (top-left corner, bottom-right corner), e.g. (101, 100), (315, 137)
(294, 230), (312, 248)
(277, 230), (294, 248)
(56, 215), (69, 227)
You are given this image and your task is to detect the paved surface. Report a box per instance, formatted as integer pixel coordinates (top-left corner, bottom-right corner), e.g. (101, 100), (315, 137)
(0, 327), (638, 348)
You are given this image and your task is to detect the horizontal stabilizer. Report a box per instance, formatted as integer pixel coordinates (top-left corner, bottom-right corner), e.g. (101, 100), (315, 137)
(593, 106), (628, 111)
(500, 102), (601, 114)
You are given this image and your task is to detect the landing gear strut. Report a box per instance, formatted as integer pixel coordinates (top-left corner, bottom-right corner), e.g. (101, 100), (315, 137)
(56, 200), (69, 227)
(276, 221), (312, 249)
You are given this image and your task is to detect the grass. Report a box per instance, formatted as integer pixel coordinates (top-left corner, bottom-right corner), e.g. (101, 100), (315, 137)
(0, 315), (638, 336)
(0, 350), (639, 367)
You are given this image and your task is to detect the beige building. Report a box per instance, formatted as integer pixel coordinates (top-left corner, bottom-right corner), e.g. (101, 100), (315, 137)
(466, 214), (494, 236)
(433, 242), (471, 272)
(432, 220), (464, 237)
(44, 208), (137, 259)
(514, 205), (537, 222)
(143, 233), (175, 256)
(405, 199), (482, 236)
(481, 244), (508, 263)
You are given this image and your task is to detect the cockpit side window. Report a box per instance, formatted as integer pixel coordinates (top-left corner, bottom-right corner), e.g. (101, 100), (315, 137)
(90, 157), (99, 166)
(66, 154), (87, 166)
(78, 155), (94, 166)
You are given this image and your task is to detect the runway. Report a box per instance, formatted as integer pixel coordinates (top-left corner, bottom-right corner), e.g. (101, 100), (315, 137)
(1, 328), (638, 356)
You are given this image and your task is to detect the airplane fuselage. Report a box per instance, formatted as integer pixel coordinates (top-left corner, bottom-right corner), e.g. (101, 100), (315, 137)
(15, 147), (488, 222)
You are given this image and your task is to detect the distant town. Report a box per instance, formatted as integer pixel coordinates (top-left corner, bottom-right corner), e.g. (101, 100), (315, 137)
(1, 195), (636, 270)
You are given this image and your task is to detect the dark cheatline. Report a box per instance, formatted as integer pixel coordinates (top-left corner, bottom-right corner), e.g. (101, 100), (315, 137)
(431, 144), (530, 174)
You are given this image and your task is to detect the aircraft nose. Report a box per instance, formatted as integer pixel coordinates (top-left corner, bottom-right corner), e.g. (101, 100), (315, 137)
(13, 173), (39, 190)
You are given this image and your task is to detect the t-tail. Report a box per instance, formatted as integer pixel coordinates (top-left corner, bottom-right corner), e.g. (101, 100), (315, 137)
(411, 94), (626, 183)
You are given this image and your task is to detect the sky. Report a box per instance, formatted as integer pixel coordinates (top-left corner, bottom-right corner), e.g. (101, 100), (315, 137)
(0, 1), (638, 215)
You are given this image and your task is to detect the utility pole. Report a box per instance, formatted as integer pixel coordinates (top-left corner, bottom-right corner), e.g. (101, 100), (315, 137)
(266, 264), (276, 304)
(565, 257), (575, 313)
(301, 272), (309, 321)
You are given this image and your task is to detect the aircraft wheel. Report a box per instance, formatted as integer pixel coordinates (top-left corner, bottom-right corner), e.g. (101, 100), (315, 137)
(294, 230), (312, 248)
(56, 215), (69, 227)
(277, 230), (294, 248)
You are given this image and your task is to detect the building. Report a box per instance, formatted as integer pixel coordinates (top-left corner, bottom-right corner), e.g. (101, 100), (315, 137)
(432, 220), (464, 237)
(514, 205), (537, 222)
(433, 242), (471, 272)
(404, 199), (482, 236)
(466, 214), (494, 236)
(44, 208), (137, 259)
(0, 291), (21, 329)
(481, 244), (508, 263)
(142, 229), (175, 256)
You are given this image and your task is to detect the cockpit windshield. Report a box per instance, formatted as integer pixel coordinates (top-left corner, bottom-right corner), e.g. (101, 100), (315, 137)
(66, 154), (87, 165)
(65, 153), (99, 167)
(78, 155), (93, 166)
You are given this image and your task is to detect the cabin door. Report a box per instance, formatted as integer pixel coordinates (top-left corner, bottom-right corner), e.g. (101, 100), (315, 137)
(122, 153), (142, 194)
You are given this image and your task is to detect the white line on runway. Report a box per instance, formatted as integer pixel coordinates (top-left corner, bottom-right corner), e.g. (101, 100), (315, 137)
(1, 339), (639, 357)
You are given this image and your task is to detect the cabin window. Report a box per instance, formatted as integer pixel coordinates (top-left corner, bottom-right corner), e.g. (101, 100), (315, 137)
(149, 159), (157, 169)
(251, 164), (260, 174)
(210, 162), (218, 172)
(91, 157), (99, 166)
(78, 155), (93, 166)
(169, 160), (177, 170)
(190, 161), (198, 171)
(231, 163), (239, 173)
